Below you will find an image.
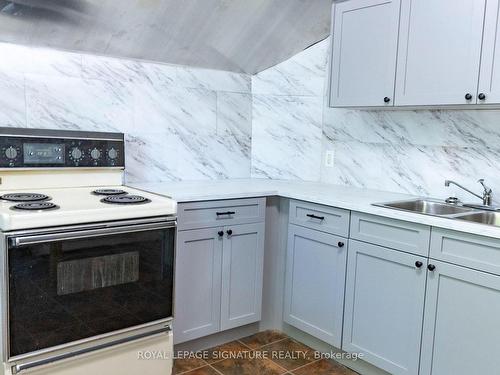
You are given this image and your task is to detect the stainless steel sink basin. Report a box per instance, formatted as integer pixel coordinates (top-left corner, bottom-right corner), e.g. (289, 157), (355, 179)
(455, 212), (500, 226)
(375, 199), (474, 216)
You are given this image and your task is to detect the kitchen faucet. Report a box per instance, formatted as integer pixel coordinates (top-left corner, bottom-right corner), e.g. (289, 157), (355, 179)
(445, 179), (493, 206)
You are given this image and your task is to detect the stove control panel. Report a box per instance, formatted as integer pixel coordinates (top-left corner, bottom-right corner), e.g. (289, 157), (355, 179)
(0, 129), (125, 169)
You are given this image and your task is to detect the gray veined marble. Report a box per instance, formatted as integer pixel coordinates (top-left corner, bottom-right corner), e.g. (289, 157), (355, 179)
(0, 72), (26, 128)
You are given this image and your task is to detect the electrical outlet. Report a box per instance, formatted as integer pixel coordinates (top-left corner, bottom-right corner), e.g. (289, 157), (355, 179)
(325, 150), (335, 168)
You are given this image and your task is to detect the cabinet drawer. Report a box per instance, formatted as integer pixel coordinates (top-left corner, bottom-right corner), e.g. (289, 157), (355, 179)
(350, 212), (430, 256)
(177, 198), (266, 230)
(289, 200), (350, 237)
(430, 228), (500, 275)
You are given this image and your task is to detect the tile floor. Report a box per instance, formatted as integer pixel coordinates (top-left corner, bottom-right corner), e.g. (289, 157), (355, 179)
(173, 330), (358, 375)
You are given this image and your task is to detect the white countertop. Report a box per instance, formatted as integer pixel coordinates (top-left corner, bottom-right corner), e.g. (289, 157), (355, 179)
(131, 179), (500, 239)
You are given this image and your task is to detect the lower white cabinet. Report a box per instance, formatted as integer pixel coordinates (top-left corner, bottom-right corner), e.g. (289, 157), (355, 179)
(221, 222), (265, 330)
(175, 228), (223, 343)
(284, 224), (347, 347)
(343, 240), (427, 375)
(420, 260), (500, 375)
(175, 223), (265, 344)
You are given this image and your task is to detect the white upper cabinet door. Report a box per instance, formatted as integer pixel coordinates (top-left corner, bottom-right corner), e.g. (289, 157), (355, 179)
(421, 261), (500, 375)
(343, 240), (427, 375)
(174, 228), (223, 344)
(395, 0), (486, 106)
(220, 222), (265, 331)
(329, 0), (401, 107)
(478, 0), (500, 104)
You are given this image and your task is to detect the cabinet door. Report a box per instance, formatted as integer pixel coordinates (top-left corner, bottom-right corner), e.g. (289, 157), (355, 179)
(329, 0), (401, 107)
(395, 0), (486, 105)
(220, 222), (265, 330)
(174, 228), (223, 344)
(343, 240), (426, 375)
(284, 225), (347, 347)
(478, 0), (500, 104)
(420, 261), (500, 375)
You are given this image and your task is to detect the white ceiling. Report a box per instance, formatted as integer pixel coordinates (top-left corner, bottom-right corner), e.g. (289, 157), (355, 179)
(0, 0), (332, 74)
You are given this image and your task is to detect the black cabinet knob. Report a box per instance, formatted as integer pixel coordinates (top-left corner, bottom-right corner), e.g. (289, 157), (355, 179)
(415, 261), (423, 268)
(226, 229), (233, 236)
(478, 93), (486, 100)
(465, 93), (473, 100)
(427, 264), (436, 271)
(338, 241), (345, 248)
(218, 231), (224, 237)
(384, 97), (391, 103)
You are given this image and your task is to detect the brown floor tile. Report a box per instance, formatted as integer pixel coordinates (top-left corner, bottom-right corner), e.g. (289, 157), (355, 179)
(173, 357), (208, 374)
(212, 358), (287, 375)
(206, 340), (252, 363)
(262, 338), (316, 371)
(239, 330), (289, 349)
(183, 366), (221, 375)
(293, 359), (358, 375)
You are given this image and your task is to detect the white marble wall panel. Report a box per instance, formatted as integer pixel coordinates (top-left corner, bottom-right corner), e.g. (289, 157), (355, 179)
(0, 72), (26, 128)
(251, 95), (323, 180)
(0, 42), (252, 183)
(253, 37), (500, 199)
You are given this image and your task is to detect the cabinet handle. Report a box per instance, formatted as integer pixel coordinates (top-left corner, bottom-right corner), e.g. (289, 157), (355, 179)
(415, 261), (423, 268)
(306, 214), (325, 220)
(337, 241), (345, 248)
(427, 264), (436, 271)
(226, 229), (233, 236)
(383, 97), (391, 103)
(216, 211), (235, 216)
(465, 93), (473, 100)
(218, 230), (224, 237)
(478, 93), (486, 100)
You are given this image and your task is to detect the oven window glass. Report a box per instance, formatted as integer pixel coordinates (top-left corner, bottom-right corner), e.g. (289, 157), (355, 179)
(8, 227), (174, 357)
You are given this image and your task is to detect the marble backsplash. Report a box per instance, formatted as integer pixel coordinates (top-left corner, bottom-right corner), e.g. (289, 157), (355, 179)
(0, 42), (252, 183)
(251, 38), (500, 202)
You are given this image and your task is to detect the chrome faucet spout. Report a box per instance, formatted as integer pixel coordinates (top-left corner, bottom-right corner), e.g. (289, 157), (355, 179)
(445, 179), (493, 206)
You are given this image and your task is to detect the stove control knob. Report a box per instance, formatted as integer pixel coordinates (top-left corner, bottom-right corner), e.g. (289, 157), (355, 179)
(90, 148), (101, 160)
(5, 146), (17, 160)
(71, 147), (83, 160)
(107, 148), (118, 160)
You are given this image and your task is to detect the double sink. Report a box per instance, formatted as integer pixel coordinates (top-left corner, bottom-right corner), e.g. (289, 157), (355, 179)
(374, 199), (500, 227)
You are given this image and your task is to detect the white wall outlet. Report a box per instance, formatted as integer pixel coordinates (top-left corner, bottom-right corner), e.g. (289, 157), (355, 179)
(325, 149), (335, 168)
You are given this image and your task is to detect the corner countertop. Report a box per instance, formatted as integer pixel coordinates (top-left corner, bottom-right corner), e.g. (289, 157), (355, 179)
(130, 179), (500, 240)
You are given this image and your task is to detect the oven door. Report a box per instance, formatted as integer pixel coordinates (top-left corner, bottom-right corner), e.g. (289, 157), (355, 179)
(3, 217), (175, 362)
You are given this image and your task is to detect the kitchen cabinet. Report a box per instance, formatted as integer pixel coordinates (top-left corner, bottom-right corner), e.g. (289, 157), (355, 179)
(420, 260), (500, 375)
(175, 198), (266, 344)
(478, 0), (500, 104)
(329, 0), (500, 107)
(284, 224), (347, 347)
(343, 240), (427, 375)
(329, 0), (401, 107)
(174, 228), (223, 343)
(221, 222), (265, 330)
(395, 0), (486, 106)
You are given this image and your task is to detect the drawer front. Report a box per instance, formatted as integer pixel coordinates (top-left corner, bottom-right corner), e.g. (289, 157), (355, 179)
(350, 212), (430, 256)
(177, 198), (266, 230)
(430, 228), (500, 275)
(289, 200), (350, 237)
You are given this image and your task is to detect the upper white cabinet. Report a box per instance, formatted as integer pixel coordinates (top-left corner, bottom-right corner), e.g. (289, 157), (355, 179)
(329, 0), (500, 107)
(478, 0), (500, 104)
(395, 0), (486, 105)
(329, 0), (401, 107)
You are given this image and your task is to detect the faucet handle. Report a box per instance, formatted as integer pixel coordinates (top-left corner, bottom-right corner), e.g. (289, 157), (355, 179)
(478, 179), (492, 193)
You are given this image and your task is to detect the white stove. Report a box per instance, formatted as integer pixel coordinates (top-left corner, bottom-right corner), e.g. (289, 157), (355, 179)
(0, 186), (176, 231)
(0, 127), (175, 375)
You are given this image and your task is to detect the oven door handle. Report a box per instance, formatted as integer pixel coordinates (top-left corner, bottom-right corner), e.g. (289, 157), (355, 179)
(13, 325), (172, 374)
(10, 221), (176, 247)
